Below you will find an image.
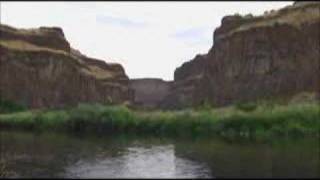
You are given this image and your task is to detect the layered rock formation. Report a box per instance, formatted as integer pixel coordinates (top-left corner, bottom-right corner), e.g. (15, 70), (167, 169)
(129, 78), (172, 109)
(163, 2), (320, 109)
(0, 24), (133, 108)
(1, 2), (319, 110)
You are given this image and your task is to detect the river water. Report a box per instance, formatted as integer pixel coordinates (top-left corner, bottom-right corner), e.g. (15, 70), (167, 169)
(0, 130), (319, 178)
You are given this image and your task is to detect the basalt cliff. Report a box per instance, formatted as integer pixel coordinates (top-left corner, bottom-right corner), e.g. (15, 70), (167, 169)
(0, 24), (133, 108)
(162, 1), (320, 109)
(129, 78), (172, 109)
(0, 2), (319, 110)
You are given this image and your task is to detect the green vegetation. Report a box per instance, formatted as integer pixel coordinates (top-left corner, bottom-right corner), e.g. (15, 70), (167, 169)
(0, 102), (319, 140)
(196, 99), (214, 111)
(235, 102), (257, 112)
(0, 97), (26, 113)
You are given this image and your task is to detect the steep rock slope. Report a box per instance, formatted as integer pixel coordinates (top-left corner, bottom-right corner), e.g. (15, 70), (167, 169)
(129, 78), (172, 109)
(0, 24), (133, 108)
(164, 2), (320, 108)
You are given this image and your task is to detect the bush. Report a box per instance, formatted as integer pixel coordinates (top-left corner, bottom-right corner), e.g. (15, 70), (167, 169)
(235, 102), (257, 112)
(0, 102), (319, 139)
(195, 99), (213, 111)
(0, 98), (27, 113)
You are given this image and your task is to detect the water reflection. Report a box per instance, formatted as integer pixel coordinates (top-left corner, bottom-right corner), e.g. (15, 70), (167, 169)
(174, 138), (320, 178)
(65, 144), (211, 178)
(0, 130), (319, 178)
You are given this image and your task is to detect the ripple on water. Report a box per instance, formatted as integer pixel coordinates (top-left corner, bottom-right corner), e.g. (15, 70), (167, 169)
(64, 144), (212, 178)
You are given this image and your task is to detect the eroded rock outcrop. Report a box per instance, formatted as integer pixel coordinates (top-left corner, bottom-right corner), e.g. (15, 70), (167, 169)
(129, 78), (172, 109)
(0, 24), (133, 108)
(164, 2), (320, 108)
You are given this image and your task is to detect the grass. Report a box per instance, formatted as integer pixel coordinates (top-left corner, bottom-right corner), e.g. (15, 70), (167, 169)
(235, 102), (257, 112)
(0, 40), (68, 55)
(0, 98), (27, 114)
(0, 102), (319, 140)
(218, 3), (320, 40)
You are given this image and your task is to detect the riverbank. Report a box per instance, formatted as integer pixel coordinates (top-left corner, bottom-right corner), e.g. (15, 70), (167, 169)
(0, 102), (319, 140)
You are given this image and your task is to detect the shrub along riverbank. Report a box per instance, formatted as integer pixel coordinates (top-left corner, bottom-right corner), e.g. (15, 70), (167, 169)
(0, 102), (319, 140)
(0, 97), (26, 114)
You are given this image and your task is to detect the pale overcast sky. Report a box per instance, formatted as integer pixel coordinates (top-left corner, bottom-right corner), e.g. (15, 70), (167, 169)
(1, 1), (293, 80)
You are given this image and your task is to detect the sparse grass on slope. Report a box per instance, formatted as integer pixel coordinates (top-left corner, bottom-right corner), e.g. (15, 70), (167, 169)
(0, 40), (68, 55)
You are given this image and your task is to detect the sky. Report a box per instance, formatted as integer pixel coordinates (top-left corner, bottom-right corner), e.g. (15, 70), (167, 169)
(0, 1), (293, 80)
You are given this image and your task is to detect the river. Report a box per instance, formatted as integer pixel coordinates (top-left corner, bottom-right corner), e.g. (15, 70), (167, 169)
(0, 130), (319, 178)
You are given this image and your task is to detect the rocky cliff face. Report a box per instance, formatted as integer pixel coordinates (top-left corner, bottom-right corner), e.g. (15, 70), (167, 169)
(0, 24), (133, 108)
(129, 78), (172, 109)
(164, 2), (320, 108)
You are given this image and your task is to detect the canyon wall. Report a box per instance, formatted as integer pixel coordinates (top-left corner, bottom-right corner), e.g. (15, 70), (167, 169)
(129, 78), (172, 109)
(0, 24), (133, 108)
(163, 2), (320, 109)
(1, 2), (319, 110)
